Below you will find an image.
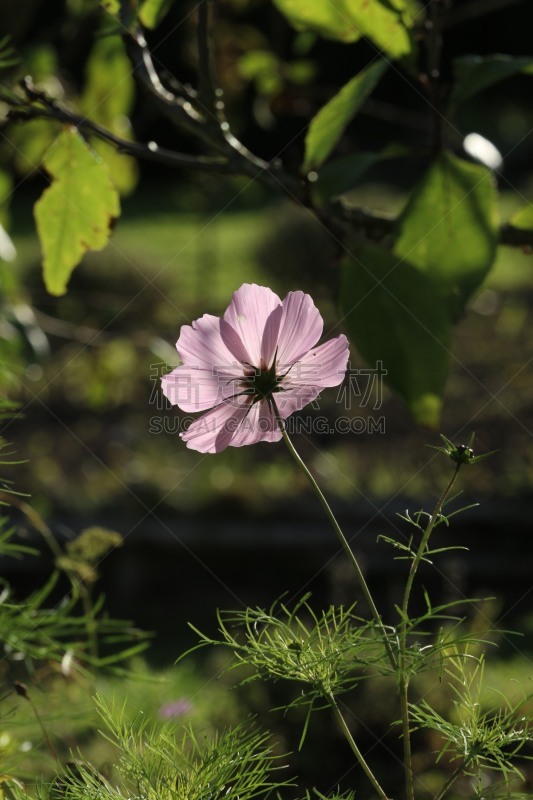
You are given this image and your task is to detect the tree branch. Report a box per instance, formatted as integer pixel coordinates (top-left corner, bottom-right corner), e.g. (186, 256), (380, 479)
(334, 199), (533, 248)
(4, 77), (305, 198)
(4, 80), (533, 251)
(121, 25), (305, 198)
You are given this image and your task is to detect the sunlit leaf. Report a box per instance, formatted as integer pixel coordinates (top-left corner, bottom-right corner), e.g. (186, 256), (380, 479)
(80, 35), (138, 195)
(450, 54), (533, 111)
(34, 127), (120, 297)
(509, 204), (533, 231)
(272, 0), (414, 57)
(340, 243), (451, 426)
(304, 61), (387, 171)
(139, 0), (174, 28)
(394, 153), (498, 313)
(272, 0), (362, 43)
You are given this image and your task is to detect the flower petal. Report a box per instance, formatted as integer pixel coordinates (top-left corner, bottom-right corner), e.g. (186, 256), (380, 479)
(177, 313), (239, 372)
(180, 398), (252, 453)
(161, 365), (240, 412)
(284, 335), (350, 389)
(276, 291), (324, 368)
(223, 284), (282, 367)
(219, 318), (251, 365)
(229, 400), (282, 447)
(273, 385), (322, 418)
(261, 304), (283, 369)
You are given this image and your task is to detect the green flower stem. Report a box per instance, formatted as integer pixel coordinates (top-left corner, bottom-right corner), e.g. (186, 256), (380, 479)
(399, 677), (414, 800)
(398, 461), (462, 800)
(326, 691), (391, 800)
(433, 764), (464, 800)
(271, 401), (396, 671)
(400, 461), (461, 629)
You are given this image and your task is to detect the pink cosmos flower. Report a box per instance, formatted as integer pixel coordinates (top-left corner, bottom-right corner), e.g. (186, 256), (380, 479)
(161, 283), (349, 453)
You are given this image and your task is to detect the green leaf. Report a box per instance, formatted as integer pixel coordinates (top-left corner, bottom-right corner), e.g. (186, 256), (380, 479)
(34, 128), (120, 297)
(304, 61), (387, 171)
(450, 54), (533, 111)
(313, 152), (382, 202)
(139, 0), (174, 28)
(509, 203), (533, 231)
(340, 243), (451, 426)
(394, 153), (498, 312)
(272, 0), (413, 57)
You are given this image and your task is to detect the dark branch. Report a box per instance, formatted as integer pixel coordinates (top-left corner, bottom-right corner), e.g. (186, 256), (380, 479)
(334, 199), (533, 249)
(197, 0), (219, 118)
(499, 224), (533, 249)
(121, 26), (304, 198)
(444, 0), (525, 29)
(6, 77), (305, 197)
(8, 78), (233, 176)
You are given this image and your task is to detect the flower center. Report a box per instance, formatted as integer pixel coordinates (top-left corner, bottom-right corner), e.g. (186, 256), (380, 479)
(241, 359), (283, 403)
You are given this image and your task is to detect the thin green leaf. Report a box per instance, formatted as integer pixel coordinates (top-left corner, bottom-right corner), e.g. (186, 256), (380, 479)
(34, 127), (120, 296)
(340, 242), (451, 426)
(304, 61), (387, 171)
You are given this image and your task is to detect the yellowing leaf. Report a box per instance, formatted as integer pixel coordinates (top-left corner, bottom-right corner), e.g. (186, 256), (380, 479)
(304, 61), (387, 171)
(34, 127), (120, 297)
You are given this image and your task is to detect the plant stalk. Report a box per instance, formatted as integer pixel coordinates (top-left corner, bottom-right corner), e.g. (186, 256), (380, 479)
(433, 764), (464, 800)
(398, 461), (462, 800)
(326, 691), (390, 800)
(272, 401), (396, 670)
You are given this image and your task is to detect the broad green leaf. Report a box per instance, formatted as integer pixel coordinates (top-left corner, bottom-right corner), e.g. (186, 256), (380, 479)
(80, 36), (138, 195)
(394, 153), (498, 311)
(450, 54), (533, 111)
(139, 0), (173, 28)
(304, 61), (387, 171)
(272, 0), (413, 57)
(509, 204), (533, 231)
(340, 243), (451, 426)
(34, 128), (120, 297)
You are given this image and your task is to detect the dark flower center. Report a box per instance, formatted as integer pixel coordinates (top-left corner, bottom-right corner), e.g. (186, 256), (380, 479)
(241, 359), (284, 403)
